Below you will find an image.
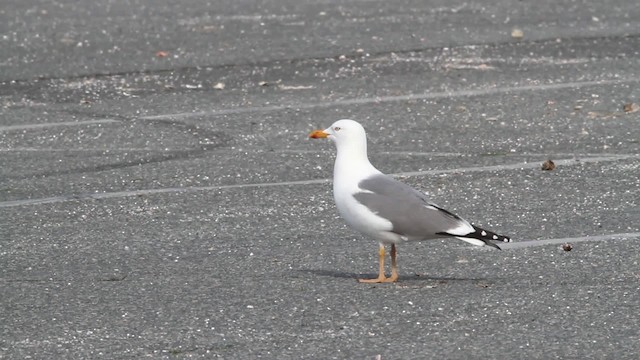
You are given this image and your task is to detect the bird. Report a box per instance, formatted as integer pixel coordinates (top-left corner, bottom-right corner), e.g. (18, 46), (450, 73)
(309, 119), (511, 283)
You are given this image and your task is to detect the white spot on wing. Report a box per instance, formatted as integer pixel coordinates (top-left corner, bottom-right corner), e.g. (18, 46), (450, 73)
(481, 231), (487, 236)
(493, 235), (498, 240)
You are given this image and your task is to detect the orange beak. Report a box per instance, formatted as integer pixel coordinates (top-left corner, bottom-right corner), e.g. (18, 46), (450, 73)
(309, 129), (329, 139)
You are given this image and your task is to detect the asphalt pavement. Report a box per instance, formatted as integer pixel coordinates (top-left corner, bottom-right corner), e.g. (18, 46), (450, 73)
(2, 0), (640, 358)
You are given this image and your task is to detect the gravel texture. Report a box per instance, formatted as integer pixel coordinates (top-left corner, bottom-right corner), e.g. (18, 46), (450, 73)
(2, 0), (640, 358)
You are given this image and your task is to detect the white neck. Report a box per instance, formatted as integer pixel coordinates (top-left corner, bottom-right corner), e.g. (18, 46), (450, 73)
(333, 135), (380, 182)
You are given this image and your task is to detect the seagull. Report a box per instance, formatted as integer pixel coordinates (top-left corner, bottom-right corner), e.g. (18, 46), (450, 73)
(309, 119), (511, 283)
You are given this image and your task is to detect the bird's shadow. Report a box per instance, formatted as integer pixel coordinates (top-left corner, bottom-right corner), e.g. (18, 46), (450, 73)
(296, 269), (486, 283)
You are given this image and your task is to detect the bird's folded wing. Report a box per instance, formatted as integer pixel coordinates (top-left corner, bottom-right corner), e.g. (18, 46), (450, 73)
(353, 174), (474, 239)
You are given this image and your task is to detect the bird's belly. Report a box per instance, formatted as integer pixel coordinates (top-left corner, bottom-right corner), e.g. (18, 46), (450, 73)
(334, 192), (399, 243)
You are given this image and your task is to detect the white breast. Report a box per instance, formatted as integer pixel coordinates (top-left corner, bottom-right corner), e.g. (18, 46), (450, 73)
(332, 161), (399, 243)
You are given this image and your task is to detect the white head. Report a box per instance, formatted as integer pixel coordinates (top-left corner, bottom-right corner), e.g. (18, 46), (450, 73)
(309, 119), (369, 161)
(309, 119), (367, 144)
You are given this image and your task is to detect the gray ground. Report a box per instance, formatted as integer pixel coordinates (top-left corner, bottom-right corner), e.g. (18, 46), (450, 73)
(2, 0), (640, 358)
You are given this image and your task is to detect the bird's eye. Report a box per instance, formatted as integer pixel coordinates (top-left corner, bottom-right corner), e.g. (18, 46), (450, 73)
(334, 126), (341, 131)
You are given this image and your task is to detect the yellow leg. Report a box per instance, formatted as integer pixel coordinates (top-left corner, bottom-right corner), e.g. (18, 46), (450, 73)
(389, 243), (399, 282)
(358, 243), (399, 283)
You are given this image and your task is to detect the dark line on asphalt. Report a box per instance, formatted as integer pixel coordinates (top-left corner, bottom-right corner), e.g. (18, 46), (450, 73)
(4, 33), (638, 83)
(0, 119), (120, 132)
(0, 154), (635, 208)
(140, 77), (640, 120)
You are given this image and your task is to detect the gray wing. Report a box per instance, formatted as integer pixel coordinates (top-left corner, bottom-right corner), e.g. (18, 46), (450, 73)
(353, 174), (468, 239)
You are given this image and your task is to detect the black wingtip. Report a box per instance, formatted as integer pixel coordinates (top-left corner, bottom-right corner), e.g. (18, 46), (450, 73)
(466, 225), (511, 249)
(437, 225), (511, 249)
(471, 225), (511, 243)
